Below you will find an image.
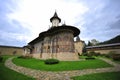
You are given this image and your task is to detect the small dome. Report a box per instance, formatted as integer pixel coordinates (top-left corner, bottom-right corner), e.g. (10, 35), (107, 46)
(50, 12), (61, 22)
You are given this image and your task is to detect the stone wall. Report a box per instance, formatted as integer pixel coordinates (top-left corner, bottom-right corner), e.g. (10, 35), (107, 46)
(74, 41), (84, 55)
(87, 49), (120, 54)
(0, 45), (23, 55)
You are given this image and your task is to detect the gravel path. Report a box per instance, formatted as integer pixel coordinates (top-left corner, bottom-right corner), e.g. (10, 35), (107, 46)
(5, 57), (120, 80)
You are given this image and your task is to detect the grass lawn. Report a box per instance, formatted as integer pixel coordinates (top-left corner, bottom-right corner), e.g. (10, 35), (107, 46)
(100, 56), (120, 64)
(72, 71), (120, 80)
(0, 56), (35, 80)
(13, 57), (113, 71)
(79, 56), (88, 59)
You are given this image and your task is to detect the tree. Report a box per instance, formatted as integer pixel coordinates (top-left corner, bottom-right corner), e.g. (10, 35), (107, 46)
(88, 41), (92, 46)
(91, 39), (99, 45)
(99, 35), (120, 45)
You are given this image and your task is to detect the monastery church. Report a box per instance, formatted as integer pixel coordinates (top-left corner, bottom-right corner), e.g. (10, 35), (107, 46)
(24, 12), (84, 61)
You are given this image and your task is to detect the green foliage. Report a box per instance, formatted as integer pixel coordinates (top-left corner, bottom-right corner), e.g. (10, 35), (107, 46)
(72, 71), (120, 80)
(85, 57), (95, 60)
(82, 53), (88, 56)
(87, 51), (95, 57)
(94, 52), (101, 56)
(88, 41), (92, 46)
(104, 51), (119, 60)
(44, 59), (59, 65)
(99, 54), (106, 57)
(82, 51), (101, 57)
(108, 51), (115, 58)
(114, 60), (120, 64)
(18, 55), (32, 59)
(82, 52), (101, 60)
(13, 57), (112, 71)
(79, 55), (87, 59)
(99, 35), (120, 45)
(83, 52), (96, 60)
(0, 56), (3, 62)
(80, 55), (95, 60)
(0, 56), (35, 80)
(103, 51), (120, 61)
(112, 53), (120, 61)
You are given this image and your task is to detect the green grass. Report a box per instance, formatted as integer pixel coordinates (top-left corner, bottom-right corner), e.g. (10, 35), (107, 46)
(13, 57), (113, 71)
(0, 56), (35, 80)
(79, 56), (88, 59)
(72, 71), (120, 80)
(100, 56), (120, 64)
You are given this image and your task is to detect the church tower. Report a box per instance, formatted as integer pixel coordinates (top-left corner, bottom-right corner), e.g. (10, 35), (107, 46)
(28, 12), (80, 61)
(50, 12), (61, 27)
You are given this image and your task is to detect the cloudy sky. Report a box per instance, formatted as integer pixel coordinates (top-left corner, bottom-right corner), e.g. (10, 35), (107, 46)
(0, 0), (120, 47)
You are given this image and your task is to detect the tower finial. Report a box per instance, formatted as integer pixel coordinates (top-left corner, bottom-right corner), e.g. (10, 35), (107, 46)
(50, 11), (61, 27)
(50, 11), (61, 22)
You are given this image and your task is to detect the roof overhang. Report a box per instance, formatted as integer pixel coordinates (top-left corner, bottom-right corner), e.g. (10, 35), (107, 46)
(28, 25), (80, 45)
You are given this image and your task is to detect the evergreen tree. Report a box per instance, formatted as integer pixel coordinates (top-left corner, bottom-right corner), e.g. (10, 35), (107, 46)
(88, 41), (92, 46)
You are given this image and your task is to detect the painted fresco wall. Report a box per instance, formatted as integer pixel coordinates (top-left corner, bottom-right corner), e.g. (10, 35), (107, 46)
(31, 30), (79, 60)
(33, 31), (74, 54)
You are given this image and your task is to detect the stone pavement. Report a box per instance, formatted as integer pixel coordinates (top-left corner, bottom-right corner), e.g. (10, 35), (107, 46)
(5, 57), (120, 80)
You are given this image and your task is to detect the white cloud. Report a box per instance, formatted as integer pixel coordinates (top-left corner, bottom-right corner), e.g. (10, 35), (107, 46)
(0, 30), (28, 42)
(1, 0), (120, 46)
(7, 0), (88, 43)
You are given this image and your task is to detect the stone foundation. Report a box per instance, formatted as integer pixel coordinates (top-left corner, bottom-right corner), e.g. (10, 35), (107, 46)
(32, 52), (79, 61)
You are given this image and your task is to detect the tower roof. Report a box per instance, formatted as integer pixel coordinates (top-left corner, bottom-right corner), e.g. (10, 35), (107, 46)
(50, 12), (61, 22)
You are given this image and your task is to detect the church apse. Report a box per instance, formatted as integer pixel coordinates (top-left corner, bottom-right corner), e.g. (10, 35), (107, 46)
(25, 12), (80, 60)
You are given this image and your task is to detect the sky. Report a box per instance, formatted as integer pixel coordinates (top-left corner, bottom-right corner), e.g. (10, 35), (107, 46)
(0, 0), (120, 47)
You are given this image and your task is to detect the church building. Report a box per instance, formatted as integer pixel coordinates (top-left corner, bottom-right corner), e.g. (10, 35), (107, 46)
(24, 12), (82, 61)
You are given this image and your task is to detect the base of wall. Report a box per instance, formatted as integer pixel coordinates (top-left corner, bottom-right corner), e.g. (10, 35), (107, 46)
(32, 52), (79, 61)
